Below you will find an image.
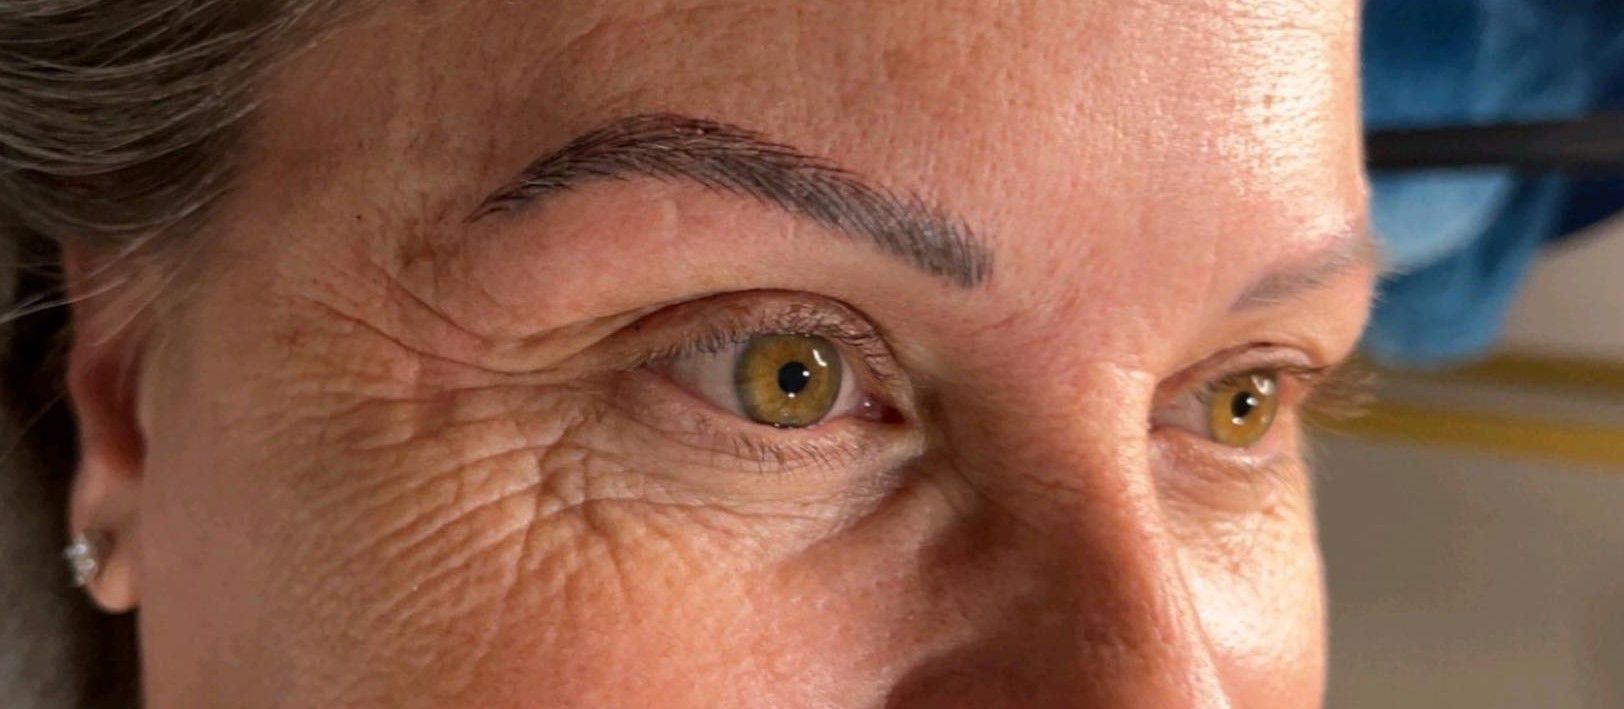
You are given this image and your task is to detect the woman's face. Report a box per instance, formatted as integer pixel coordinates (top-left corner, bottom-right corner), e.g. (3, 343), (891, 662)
(76, 0), (1371, 705)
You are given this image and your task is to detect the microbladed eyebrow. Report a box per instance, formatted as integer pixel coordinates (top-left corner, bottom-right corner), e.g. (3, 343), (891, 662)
(469, 113), (992, 287)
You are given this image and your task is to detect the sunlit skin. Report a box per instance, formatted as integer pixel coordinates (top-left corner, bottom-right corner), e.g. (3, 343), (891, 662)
(65, 0), (1373, 706)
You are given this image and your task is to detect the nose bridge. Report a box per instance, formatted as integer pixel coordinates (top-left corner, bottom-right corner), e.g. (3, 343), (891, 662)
(917, 360), (1230, 706)
(947, 355), (1159, 538)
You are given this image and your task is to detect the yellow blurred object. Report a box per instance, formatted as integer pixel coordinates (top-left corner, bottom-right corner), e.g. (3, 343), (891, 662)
(1435, 351), (1624, 396)
(1319, 351), (1624, 470)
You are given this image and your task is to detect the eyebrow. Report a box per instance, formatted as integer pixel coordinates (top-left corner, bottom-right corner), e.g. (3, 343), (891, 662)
(1230, 224), (1379, 311)
(469, 113), (992, 287)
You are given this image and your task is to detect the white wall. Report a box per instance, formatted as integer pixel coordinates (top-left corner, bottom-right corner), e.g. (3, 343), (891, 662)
(1316, 436), (1624, 708)
(1318, 216), (1624, 708)
(1500, 216), (1624, 359)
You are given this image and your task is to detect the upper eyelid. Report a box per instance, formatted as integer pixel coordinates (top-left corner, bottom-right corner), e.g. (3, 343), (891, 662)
(1190, 364), (1331, 401)
(1153, 344), (1325, 408)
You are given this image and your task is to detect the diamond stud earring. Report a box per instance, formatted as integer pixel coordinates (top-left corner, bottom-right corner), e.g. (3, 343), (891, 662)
(63, 532), (107, 588)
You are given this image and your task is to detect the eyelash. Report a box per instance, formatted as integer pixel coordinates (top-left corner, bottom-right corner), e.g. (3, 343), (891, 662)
(1179, 360), (1373, 435)
(629, 298), (904, 392)
(1295, 361), (1375, 427)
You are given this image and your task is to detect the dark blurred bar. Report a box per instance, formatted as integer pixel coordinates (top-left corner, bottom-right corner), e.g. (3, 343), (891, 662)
(1367, 113), (1624, 173)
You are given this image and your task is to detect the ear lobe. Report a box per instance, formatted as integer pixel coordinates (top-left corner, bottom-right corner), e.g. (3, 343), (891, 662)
(61, 248), (151, 613)
(67, 463), (141, 613)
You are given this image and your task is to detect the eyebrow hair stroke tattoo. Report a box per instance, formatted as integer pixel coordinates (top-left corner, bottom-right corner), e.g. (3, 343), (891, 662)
(471, 113), (992, 287)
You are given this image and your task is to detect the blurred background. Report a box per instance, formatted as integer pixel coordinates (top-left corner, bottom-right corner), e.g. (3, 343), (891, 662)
(1315, 215), (1624, 707)
(1321, 2), (1623, 706)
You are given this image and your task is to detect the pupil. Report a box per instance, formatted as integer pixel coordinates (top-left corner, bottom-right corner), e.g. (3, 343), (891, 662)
(777, 361), (812, 395)
(1230, 392), (1257, 420)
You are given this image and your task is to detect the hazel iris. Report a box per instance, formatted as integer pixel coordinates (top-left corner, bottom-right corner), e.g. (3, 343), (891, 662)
(1206, 371), (1279, 448)
(734, 334), (843, 428)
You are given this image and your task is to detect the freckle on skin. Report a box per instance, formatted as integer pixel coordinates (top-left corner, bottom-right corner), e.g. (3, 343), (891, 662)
(119, 0), (1359, 705)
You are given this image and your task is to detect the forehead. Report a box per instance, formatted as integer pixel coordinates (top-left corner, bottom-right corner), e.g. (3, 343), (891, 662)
(247, 0), (1362, 353)
(275, 0), (1359, 182)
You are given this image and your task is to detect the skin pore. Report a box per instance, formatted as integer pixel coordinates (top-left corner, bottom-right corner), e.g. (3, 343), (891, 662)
(65, 0), (1372, 706)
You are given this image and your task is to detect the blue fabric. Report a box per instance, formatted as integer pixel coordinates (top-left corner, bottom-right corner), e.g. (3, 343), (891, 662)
(1558, 58), (1624, 238)
(1360, 0), (1624, 367)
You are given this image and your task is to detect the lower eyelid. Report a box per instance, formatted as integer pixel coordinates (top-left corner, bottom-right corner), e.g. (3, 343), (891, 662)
(1153, 418), (1299, 471)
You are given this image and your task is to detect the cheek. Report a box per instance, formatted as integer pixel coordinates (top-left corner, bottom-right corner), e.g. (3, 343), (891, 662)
(143, 357), (912, 706)
(1170, 462), (1326, 706)
(246, 389), (774, 705)
(284, 392), (962, 707)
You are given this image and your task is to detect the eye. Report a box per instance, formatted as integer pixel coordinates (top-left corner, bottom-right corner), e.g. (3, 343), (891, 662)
(1154, 369), (1282, 448)
(736, 334), (844, 427)
(1206, 371), (1279, 447)
(664, 333), (875, 428)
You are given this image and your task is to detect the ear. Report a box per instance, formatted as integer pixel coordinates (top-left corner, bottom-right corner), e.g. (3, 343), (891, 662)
(61, 247), (153, 613)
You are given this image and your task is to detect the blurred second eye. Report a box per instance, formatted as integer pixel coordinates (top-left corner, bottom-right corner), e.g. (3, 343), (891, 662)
(664, 333), (871, 428)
